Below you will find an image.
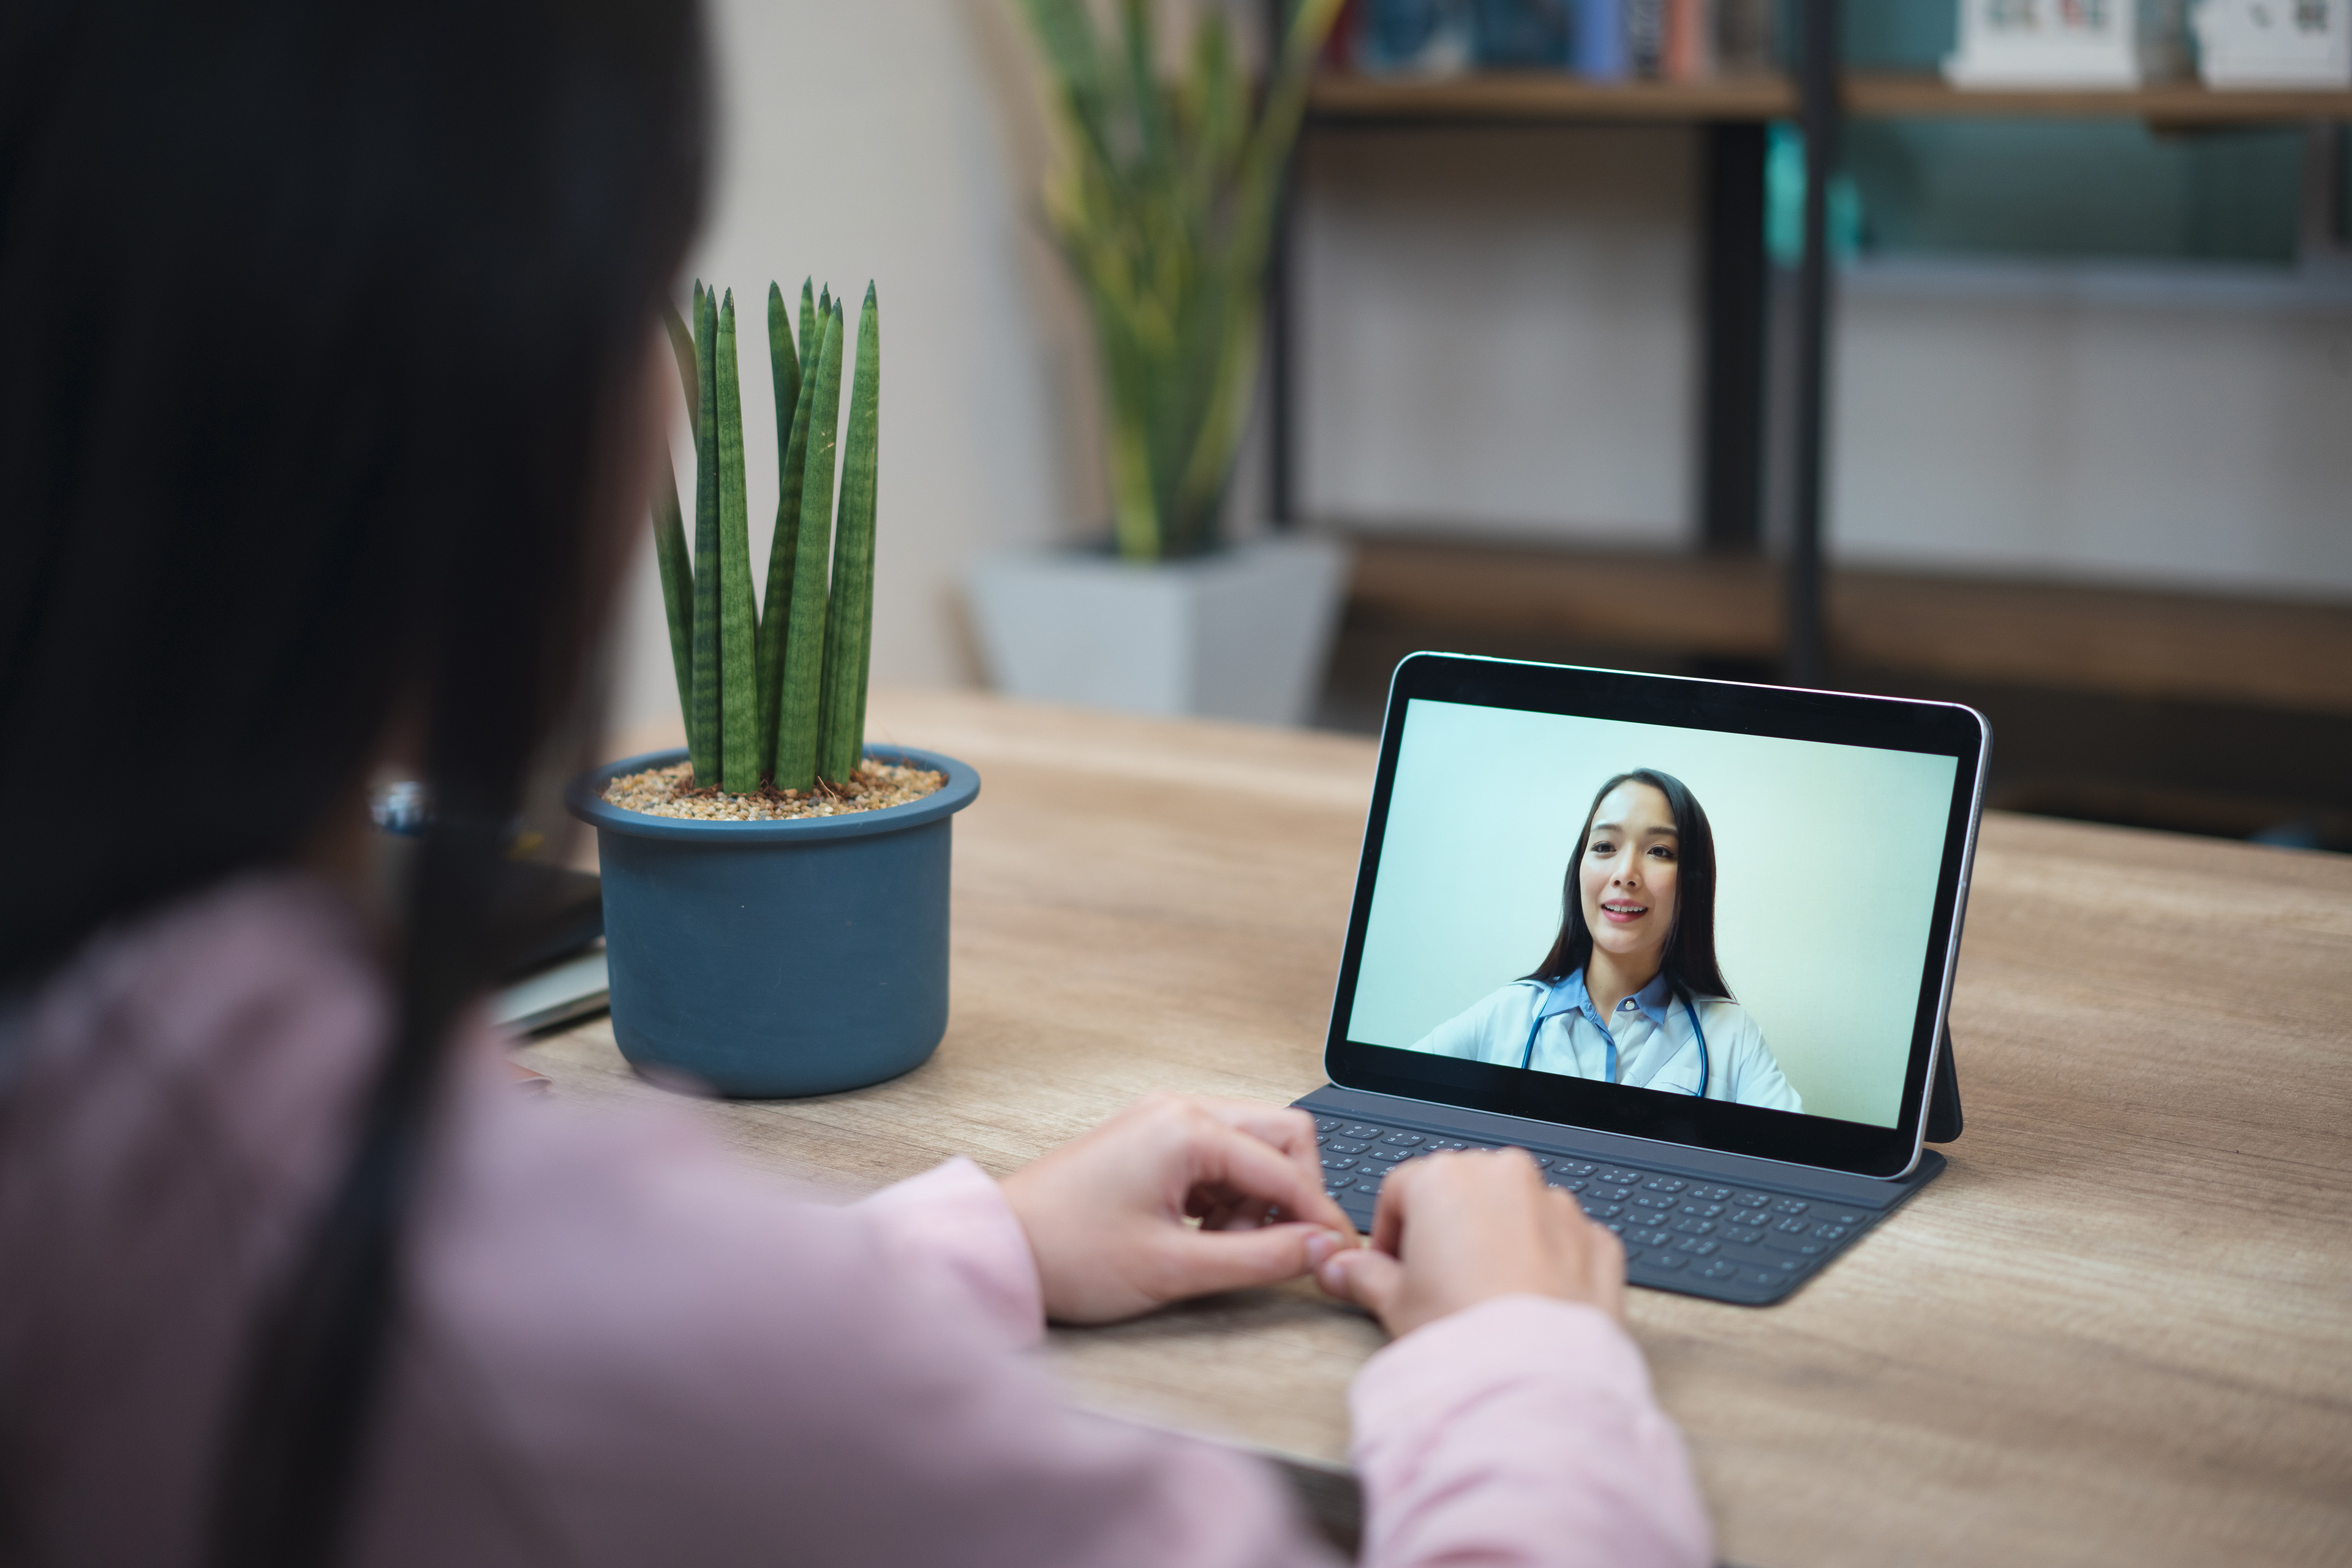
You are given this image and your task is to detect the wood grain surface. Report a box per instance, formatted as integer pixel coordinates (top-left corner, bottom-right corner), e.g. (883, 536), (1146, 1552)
(522, 687), (2352, 1567)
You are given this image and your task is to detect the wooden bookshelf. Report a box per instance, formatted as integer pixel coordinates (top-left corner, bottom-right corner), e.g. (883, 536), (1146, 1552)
(1307, 72), (1796, 122)
(1344, 533), (2352, 716)
(1308, 70), (2352, 126)
(1848, 72), (2352, 123)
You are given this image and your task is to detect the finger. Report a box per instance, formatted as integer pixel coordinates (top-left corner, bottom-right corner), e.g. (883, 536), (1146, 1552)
(1585, 1217), (1627, 1324)
(1192, 1101), (1353, 1237)
(1315, 1243), (1404, 1322)
(1368, 1158), (1415, 1257)
(1195, 1099), (1320, 1159)
(1158, 1221), (1338, 1298)
(1183, 1117), (1355, 1237)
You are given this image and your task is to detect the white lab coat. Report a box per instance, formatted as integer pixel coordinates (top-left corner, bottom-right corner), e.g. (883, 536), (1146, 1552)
(1411, 970), (1803, 1113)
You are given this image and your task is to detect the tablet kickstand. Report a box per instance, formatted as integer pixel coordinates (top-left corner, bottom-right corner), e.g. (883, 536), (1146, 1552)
(1926, 1024), (1964, 1144)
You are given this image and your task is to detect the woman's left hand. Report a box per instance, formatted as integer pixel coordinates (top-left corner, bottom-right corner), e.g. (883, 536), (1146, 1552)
(997, 1093), (1361, 1324)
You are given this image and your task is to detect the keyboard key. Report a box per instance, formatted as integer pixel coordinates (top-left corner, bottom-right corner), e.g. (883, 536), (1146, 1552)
(1344, 1125), (1382, 1141)
(1553, 1160), (1596, 1178)
(1382, 1133), (1425, 1147)
(1550, 1177), (1588, 1194)
(1315, 1117), (1342, 1133)
(1643, 1177), (1687, 1194)
(1521, 1153), (1552, 1168)
(1592, 1186), (1632, 1203)
(1354, 1179), (1384, 1194)
(1678, 1202), (1725, 1219)
(1672, 1218), (1716, 1237)
(1586, 1202), (1624, 1219)
(1747, 1268), (1784, 1286)
(1730, 1208), (1770, 1227)
(1811, 1223), (1850, 1241)
(1323, 1139), (1366, 1155)
(1627, 1227), (1672, 1248)
(1763, 1234), (1825, 1256)
(1363, 1146), (1404, 1163)
(1689, 1185), (1731, 1203)
(1631, 1193), (1675, 1212)
(1321, 1155), (1358, 1171)
(1697, 1260), (1740, 1281)
(1730, 1190), (1770, 1208)
(1600, 1168), (1640, 1186)
(1644, 1250), (1687, 1270)
(1773, 1199), (1810, 1216)
(1721, 1224), (1763, 1245)
(1674, 1238), (1719, 1256)
(1774, 1217), (1811, 1234)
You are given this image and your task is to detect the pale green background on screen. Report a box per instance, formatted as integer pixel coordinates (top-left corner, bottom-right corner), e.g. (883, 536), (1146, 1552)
(1346, 699), (1958, 1127)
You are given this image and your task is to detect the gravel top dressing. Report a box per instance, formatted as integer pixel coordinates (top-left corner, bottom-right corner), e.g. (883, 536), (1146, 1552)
(603, 759), (945, 821)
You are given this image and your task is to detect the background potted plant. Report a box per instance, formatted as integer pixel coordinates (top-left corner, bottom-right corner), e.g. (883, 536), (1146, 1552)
(969, 0), (1349, 726)
(568, 277), (979, 1098)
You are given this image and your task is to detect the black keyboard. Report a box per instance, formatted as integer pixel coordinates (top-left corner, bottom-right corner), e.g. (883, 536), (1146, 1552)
(1301, 1098), (1935, 1306)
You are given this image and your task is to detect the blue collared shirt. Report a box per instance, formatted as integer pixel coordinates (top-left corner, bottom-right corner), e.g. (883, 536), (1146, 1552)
(1408, 968), (1804, 1110)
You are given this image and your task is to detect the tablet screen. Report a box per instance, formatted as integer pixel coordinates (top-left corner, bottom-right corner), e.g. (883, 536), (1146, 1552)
(1324, 656), (1987, 1177)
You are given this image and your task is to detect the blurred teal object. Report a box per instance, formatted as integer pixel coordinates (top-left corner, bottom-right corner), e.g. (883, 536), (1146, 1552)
(1766, 123), (1864, 269)
(1474, 0), (1571, 67)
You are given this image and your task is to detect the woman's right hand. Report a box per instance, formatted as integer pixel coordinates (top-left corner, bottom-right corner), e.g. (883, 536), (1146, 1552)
(1313, 1148), (1626, 1339)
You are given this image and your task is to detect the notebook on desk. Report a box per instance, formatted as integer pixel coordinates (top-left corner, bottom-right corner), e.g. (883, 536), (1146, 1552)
(1291, 653), (1986, 1306)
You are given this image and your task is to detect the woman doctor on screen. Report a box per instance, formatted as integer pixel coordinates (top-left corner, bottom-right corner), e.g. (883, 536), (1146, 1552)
(1414, 769), (1804, 1112)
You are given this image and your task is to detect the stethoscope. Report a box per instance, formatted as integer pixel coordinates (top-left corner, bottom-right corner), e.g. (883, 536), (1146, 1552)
(1519, 988), (1711, 1099)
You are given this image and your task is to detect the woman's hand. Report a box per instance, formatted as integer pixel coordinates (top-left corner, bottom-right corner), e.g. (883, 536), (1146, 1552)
(1313, 1148), (1624, 1339)
(998, 1094), (1361, 1324)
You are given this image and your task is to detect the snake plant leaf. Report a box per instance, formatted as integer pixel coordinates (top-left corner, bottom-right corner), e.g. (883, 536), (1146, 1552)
(773, 303), (844, 792)
(651, 461), (695, 739)
(797, 279), (816, 398)
(688, 284), (722, 784)
(755, 281), (810, 778)
(714, 291), (761, 793)
(817, 285), (880, 784)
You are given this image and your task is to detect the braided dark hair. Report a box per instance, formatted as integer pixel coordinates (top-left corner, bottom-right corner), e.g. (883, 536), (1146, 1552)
(0, 0), (708, 1561)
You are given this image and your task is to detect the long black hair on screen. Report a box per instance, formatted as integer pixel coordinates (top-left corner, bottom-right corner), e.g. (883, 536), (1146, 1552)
(0, 0), (707, 1563)
(1526, 769), (1733, 1003)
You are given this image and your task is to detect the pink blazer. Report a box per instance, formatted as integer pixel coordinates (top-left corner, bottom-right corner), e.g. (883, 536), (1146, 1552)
(0, 876), (1711, 1566)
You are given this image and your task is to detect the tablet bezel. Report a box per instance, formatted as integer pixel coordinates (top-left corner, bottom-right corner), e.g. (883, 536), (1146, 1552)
(1321, 653), (1989, 1180)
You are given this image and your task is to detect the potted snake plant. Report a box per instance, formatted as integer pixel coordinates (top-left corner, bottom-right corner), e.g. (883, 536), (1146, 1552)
(968, 0), (1350, 726)
(568, 277), (978, 1098)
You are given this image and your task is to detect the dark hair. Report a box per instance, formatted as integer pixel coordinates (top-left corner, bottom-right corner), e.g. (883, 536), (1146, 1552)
(1526, 769), (1733, 1003)
(0, 1), (706, 1563)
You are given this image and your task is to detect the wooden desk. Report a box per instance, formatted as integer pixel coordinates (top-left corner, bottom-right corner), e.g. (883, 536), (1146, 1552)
(523, 688), (2352, 1567)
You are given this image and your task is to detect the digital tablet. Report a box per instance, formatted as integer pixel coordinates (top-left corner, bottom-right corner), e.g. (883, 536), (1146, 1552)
(1319, 652), (1989, 1182)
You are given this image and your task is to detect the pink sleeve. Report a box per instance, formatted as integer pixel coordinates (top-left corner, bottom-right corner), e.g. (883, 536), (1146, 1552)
(1351, 1297), (1714, 1568)
(853, 1157), (1045, 1350)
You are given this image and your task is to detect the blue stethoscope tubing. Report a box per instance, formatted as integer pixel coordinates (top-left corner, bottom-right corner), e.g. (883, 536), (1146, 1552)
(1518, 990), (1711, 1099)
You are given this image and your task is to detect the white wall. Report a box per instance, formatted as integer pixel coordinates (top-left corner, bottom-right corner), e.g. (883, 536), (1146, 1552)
(603, 0), (1087, 741)
(1831, 260), (2352, 595)
(1295, 126), (1700, 545)
(1293, 126), (2352, 599)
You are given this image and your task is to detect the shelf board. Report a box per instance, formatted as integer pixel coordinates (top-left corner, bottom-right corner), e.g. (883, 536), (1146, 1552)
(1849, 72), (2352, 123)
(1341, 532), (2352, 715)
(1308, 70), (2352, 126)
(1307, 72), (1796, 123)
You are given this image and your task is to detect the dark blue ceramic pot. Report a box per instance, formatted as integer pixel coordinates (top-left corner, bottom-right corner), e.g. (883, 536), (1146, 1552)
(566, 744), (980, 1098)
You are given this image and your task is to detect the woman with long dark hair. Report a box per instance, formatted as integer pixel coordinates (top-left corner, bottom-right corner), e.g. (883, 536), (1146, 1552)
(1415, 771), (1801, 1110)
(0, 2), (1711, 1565)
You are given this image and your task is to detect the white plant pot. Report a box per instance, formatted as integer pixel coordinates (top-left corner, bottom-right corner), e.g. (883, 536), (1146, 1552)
(966, 536), (1351, 726)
